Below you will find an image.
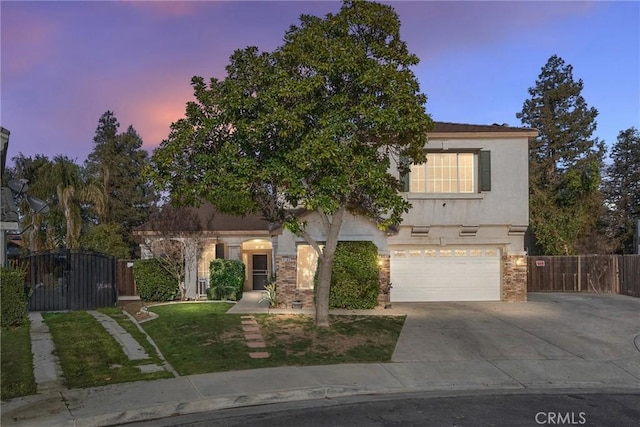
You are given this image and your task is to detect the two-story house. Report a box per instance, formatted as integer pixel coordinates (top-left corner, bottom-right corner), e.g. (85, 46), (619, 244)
(136, 122), (535, 305)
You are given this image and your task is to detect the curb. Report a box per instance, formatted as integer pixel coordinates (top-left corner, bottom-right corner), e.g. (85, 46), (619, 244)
(18, 384), (640, 427)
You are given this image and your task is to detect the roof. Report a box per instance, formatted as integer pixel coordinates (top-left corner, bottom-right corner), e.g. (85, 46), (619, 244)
(430, 121), (538, 138)
(134, 203), (271, 233)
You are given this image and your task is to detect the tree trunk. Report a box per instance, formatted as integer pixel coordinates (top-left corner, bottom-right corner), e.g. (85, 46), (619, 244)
(314, 206), (345, 327)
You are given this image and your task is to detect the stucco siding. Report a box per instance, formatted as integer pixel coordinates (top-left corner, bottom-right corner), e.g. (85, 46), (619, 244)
(275, 211), (387, 255)
(400, 136), (529, 228)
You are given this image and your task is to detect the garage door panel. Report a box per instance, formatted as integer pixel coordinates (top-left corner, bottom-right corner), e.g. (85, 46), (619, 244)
(390, 247), (500, 302)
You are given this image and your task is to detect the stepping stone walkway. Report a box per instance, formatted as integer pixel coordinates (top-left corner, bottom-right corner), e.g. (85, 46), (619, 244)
(241, 315), (270, 359)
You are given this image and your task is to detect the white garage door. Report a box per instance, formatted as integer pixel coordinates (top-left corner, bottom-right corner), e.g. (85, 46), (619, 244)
(390, 247), (501, 302)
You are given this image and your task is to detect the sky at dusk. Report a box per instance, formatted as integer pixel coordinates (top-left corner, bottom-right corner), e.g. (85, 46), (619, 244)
(1, 1), (639, 165)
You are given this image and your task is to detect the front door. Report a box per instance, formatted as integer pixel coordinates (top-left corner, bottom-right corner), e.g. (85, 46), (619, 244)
(252, 254), (268, 290)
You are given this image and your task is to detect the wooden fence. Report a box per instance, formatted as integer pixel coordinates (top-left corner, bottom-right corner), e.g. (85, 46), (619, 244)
(117, 260), (137, 297)
(528, 255), (639, 296)
(618, 255), (640, 297)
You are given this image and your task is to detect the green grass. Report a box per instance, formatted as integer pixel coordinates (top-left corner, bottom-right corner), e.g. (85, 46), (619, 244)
(141, 303), (405, 375)
(98, 307), (167, 367)
(1, 323), (36, 400)
(43, 311), (173, 388)
(141, 303), (251, 375)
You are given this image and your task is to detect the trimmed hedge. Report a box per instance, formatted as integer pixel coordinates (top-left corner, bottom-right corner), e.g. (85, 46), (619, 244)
(1, 267), (28, 328)
(207, 259), (244, 301)
(132, 259), (179, 302)
(324, 241), (380, 309)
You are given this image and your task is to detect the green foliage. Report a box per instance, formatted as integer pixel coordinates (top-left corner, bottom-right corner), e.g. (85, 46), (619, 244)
(132, 258), (179, 302)
(85, 111), (158, 255)
(1, 267), (28, 328)
(320, 241), (380, 309)
(517, 55), (605, 255)
(80, 223), (131, 259)
(1, 322), (36, 400)
(208, 259), (245, 301)
(259, 278), (278, 307)
(148, 1), (432, 325)
(9, 154), (84, 251)
(603, 127), (640, 254)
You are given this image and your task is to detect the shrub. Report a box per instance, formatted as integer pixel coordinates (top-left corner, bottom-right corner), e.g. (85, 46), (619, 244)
(133, 259), (179, 302)
(1, 267), (28, 328)
(259, 277), (278, 307)
(324, 241), (380, 309)
(208, 259), (244, 301)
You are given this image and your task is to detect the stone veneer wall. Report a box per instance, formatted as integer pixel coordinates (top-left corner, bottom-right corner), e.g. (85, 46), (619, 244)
(275, 254), (392, 309)
(275, 255), (315, 308)
(378, 254), (391, 305)
(502, 254), (527, 302)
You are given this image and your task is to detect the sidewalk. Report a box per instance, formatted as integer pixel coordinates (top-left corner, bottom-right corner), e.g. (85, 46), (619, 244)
(3, 359), (638, 427)
(2, 294), (639, 427)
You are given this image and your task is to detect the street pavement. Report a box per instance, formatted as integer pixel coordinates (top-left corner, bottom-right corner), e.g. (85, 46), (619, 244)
(1, 293), (639, 427)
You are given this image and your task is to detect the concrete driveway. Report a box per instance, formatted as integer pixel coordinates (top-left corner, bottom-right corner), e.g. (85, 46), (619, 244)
(392, 293), (640, 364)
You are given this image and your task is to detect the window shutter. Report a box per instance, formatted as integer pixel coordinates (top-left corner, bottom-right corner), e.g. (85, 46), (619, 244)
(479, 150), (491, 191)
(215, 243), (225, 259)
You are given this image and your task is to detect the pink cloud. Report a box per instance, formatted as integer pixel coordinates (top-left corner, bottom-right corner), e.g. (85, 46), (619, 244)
(1, 7), (59, 76)
(121, 0), (213, 18)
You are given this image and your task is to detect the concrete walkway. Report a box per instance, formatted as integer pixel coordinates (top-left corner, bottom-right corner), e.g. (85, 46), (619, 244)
(3, 293), (639, 427)
(28, 313), (64, 394)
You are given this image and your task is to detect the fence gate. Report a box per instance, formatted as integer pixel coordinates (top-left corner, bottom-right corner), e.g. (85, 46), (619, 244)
(22, 249), (118, 311)
(528, 255), (639, 296)
(619, 255), (640, 297)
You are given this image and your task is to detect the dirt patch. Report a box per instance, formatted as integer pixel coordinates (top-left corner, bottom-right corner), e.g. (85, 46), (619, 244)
(258, 314), (390, 356)
(118, 300), (155, 322)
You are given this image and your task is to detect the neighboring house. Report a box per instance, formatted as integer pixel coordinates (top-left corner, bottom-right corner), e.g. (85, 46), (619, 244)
(136, 121), (536, 305)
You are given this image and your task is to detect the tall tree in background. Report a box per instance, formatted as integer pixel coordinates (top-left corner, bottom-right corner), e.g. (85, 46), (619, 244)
(85, 111), (158, 255)
(9, 154), (59, 251)
(603, 127), (640, 253)
(149, 0), (433, 326)
(517, 55), (605, 255)
(9, 154), (94, 250)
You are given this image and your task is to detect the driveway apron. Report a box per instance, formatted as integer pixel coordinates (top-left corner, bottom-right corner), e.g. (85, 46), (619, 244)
(392, 294), (640, 364)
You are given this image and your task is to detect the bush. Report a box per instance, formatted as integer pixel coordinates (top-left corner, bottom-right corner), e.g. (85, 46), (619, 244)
(208, 259), (245, 301)
(1, 267), (28, 328)
(133, 259), (179, 302)
(324, 241), (380, 309)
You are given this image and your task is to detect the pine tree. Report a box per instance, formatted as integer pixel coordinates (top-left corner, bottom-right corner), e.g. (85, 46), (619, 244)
(517, 55), (605, 255)
(85, 111), (158, 256)
(603, 128), (640, 253)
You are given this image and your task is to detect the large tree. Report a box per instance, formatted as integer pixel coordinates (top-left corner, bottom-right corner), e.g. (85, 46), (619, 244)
(149, 0), (433, 326)
(9, 154), (98, 251)
(603, 128), (640, 253)
(85, 111), (158, 255)
(517, 55), (605, 255)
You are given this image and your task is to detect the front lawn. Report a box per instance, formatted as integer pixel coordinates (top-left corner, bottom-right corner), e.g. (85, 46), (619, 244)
(44, 311), (173, 388)
(142, 303), (405, 375)
(1, 323), (36, 400)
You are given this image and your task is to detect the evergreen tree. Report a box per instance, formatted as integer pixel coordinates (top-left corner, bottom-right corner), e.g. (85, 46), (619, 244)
(517, 55), (605, 255)
(85, 111), (158, 256)
(603, 128), (640, 253)
(149, 0), (432, 326)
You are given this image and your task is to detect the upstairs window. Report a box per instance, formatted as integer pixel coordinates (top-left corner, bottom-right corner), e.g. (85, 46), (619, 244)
(404, 151), (491, 193)
(411, 152), (474, 193)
